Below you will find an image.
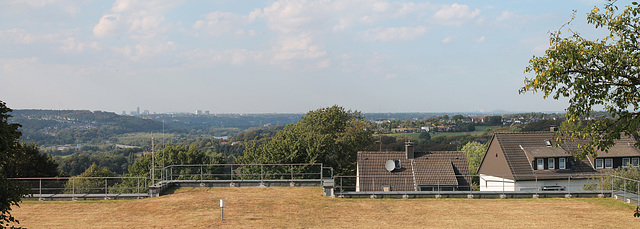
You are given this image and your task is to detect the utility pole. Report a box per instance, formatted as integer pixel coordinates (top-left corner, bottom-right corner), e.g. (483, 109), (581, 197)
(151, 135), (155, 185)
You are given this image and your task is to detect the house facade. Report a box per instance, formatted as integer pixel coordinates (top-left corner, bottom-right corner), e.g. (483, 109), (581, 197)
(478, 130), (640, 192)
(356, 144), (471, 192)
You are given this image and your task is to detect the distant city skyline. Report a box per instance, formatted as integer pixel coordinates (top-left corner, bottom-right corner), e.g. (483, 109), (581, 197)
(1, 0), (610, 113)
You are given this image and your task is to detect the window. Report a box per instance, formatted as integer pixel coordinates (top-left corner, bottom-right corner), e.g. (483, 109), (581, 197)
(545, 140), (552, 147)
(633, 158), (639, 168)
(605, 158), (613, 168)
(559, 158), (566, 169)
(596, 159), (603, 169)
(548, 158), (555, 170)
(537, 158), (544, 170)
(623, 158), (630, 168)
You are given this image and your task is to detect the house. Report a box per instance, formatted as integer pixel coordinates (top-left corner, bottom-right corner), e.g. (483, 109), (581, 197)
(478, 129), (640, 192)
(585, 135), (640, 169)
(356, 143), (471, 192)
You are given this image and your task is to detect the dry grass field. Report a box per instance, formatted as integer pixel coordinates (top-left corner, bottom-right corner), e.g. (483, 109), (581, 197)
(9, 187), (639, 228)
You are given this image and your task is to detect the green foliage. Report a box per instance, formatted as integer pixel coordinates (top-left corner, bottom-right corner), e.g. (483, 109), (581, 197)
(584, 166), (640, 194)
(238, 105), (372, 176)
(64, 164), (115, 194)
(461, 141), (488, 175)
(521, 120), (565, 132)
(0, 100), (25, 228)
(128, 143), (225, 180)
(3, 143), (60, 178)
(418, 132), (431, 141)
(521, 1), (640, 157)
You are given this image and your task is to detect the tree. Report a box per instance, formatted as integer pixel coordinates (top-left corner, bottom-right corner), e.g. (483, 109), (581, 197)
(0, 100), (24, 227)
(3, 143), (60, 178)
(418, 132), (431, 141)
(64, 164), (114, 194)
(238, 105), (372, 175)
(128, 143), (225, 181)
(521, 1), (640, 157)
(461, 141), (487, 175)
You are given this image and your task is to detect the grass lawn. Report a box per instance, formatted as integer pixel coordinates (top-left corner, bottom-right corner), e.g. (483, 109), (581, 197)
(9, 187), (639, 228)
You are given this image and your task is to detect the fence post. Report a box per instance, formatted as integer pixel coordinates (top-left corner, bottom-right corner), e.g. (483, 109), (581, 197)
(600, 176), (603, 196)
(437, 176), (440, 196)
(39, 178), (42, 200)
(72, 178), (75, 198)
(170, 166), (173, 181)
(230, 165), (234, 182)
(137, 177), (140, 196)
(568, 175), (571, 197)
(104, 178), (108, 199)
(290, 164), (294, 181)
(261, 164), (264, 181)
(535, 176), (538, 195)
(624, 180), (627, 202)
(611, 175), (614, 197)
(200, 165), (203, 181)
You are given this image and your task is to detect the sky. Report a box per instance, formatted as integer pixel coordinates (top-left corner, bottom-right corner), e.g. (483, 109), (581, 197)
(0, 0), (615, 114)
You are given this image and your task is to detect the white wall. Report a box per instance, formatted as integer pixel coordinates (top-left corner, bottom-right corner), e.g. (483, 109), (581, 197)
(480, 174), (515, 191)
(480, 174), (592, 192)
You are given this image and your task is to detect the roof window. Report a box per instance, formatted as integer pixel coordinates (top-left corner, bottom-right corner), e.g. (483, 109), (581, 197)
(545, 140), (552, 147)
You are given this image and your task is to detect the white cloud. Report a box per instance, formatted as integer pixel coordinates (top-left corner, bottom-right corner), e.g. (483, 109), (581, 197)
(193, 11), (254, 36)
(385, 73), (398, 80)
(113, 41), (176, 61)
(272, 32), (326, 63)
(363, 26), (428, 41)
(432, 3), (481, 26)
(60, 37), (101, 52)
(442, 36), (454, 44)
(182, 48), (266, 67)
(92, 0), (177, 39)
(475, 36), (485, 43)
(0, 28), (59, 44)
(93, 14), (121, 38)
(497, 10), (514, 21)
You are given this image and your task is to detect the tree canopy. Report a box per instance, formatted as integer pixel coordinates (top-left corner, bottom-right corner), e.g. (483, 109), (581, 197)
(238, 105), (372, 175)
(0, 100), (24, 227)
(520, 1), (640, 157)
(461, 141), (487, 175)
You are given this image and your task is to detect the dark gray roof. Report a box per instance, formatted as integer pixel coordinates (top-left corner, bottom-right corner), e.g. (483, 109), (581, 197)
(492, 132), (640, 181)
(357, 151), (471, 191)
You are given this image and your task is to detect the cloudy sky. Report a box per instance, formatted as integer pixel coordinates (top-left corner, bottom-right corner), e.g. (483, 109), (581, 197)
(0, 0), (612, 114)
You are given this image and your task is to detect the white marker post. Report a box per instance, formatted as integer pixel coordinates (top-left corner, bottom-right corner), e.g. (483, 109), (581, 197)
(220, 199), (225, 220)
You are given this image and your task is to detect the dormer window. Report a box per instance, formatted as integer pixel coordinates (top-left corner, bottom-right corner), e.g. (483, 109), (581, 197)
(537, 158), (544, 170)
(595, 159), (603, 169)
(544, 140), (552, 147)
(605, 159), (613, 168)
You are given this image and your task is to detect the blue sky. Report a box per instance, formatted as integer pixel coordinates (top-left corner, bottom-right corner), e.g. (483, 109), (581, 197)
(0, 0), (615, 114)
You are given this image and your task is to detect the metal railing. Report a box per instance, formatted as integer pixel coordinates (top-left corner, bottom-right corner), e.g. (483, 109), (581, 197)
(334, 174), (640, 204)
(9, 177), (148, 199)
(153, 163), (327, 184)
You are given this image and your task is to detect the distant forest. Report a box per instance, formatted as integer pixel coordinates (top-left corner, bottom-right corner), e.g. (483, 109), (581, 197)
(9, 109), (573, 176)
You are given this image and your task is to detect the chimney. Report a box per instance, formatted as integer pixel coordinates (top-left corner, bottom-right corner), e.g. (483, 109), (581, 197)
(405, 141), (414, 159)
(550, 126), (558, 132)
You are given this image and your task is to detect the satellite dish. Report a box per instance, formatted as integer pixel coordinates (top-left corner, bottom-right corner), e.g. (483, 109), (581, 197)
(385, 160), (396, 172)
